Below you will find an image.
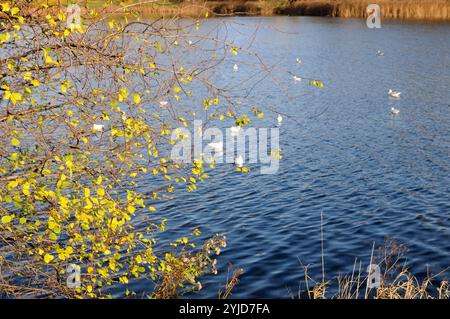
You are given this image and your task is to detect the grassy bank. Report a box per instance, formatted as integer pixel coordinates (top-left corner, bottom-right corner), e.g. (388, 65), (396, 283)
(85, 1), (450, 20)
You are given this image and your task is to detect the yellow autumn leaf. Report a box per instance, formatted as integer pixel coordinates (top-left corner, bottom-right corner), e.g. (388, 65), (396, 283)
(22, 182), (31, 196)
(44, 253), (54, 263)
(97, 188), (105, 197)
(133, 94), (141, 104)
(45, 55), (54, 64)
(4, 91), (22, 105)
(1, 3), (10, 12)
(127, 204), (136, 214)
(85, 198), (93, 209)
(1, 215), (12, 224)
(10, 92), (22, 104)
(23, 72), (32, 81)
(11, 137), (20, 146)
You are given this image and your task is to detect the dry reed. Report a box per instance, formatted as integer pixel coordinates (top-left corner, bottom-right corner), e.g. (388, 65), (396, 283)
(103, 1), (450, 20)
(296, 239), (450, 299)
(276, 0), (450, 20)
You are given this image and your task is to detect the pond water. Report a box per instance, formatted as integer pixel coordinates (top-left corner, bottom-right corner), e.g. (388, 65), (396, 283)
(138, 16), (450, 298)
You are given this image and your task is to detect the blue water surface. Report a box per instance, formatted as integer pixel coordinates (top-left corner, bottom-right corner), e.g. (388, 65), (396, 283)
(135, 16), (450, 298)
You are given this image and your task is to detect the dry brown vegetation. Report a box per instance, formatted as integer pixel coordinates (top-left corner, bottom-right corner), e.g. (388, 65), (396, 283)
(275, 0), (450, 20)
(296, 239), (450, 299)
(109, 1), (450, 20)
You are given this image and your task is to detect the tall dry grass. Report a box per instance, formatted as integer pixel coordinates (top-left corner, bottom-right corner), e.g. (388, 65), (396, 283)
(276, 0), (450, 20)
(116, 0), (450, 20)
(294, 239), (450, 299)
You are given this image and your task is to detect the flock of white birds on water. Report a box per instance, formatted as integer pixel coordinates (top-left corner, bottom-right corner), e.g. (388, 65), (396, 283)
(93, 51), (401, 165)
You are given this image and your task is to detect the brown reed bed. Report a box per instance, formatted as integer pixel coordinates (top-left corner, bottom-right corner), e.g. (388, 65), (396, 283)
(275, 0), (450, 20)
(109, 0), (450, 20)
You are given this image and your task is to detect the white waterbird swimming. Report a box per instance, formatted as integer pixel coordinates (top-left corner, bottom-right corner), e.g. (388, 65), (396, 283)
(92, 124), (104, 132)
(277, 114), (283, 125)
(234, 155), (244, 167)
(230, 126), (241, 136)
(388, 89), (401, 98)
(390, 107), (400, 116)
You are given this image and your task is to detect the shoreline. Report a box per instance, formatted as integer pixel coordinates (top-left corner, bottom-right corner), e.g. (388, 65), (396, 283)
(113, 1), (450, 21)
